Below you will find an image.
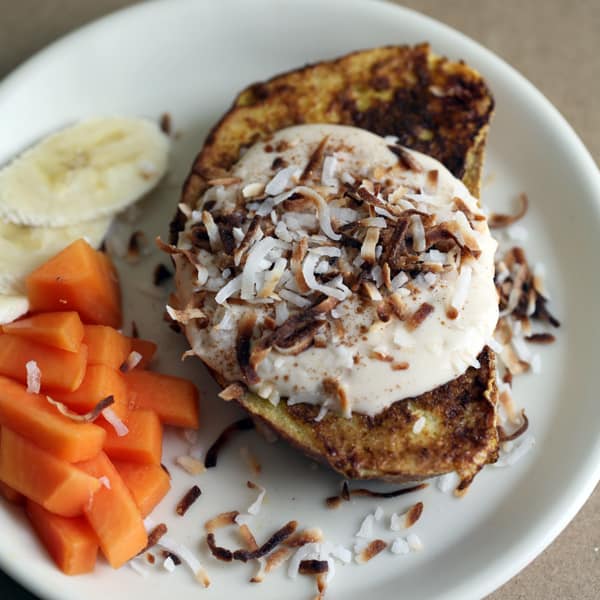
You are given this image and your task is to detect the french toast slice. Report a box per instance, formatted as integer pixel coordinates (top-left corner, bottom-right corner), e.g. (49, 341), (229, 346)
(173, 44), (498, 486)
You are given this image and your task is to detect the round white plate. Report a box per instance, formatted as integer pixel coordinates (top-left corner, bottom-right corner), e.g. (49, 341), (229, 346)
(1, 1), (599, 599)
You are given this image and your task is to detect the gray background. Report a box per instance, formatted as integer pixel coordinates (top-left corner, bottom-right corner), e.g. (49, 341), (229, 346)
(0, 1), (598, 598)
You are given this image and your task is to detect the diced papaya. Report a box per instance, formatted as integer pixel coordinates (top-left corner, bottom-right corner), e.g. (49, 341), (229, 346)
(0, 334), (88, 392)
(0, 376), (105, 462)
(124, 370), (199, 429)
(0, 427), (100, 517)
(26, 500), (98, 575)
(83, 325), (131, 370)
(76, 451), (147, 568)
(112, 461), (170, 517)
(0, 480), (24, 504)
(52, 365), (128, 420)
(1, 311), (84, 353)
(128, 338), (157, 369)
(26, 239), (122, 328)
(99, 409), (162, 464)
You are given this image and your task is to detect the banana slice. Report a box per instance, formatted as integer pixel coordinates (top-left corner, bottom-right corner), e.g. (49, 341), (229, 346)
(0, 217), (111, 294)
(0, 295), (29, 325)
(0, 117), (170, 226)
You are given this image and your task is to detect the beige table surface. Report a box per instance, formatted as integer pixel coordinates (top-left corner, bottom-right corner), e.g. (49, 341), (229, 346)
(0, 1), (598, 599)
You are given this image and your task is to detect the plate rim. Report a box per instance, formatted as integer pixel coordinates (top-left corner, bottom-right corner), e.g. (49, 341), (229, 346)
(0, 1), (599, 599)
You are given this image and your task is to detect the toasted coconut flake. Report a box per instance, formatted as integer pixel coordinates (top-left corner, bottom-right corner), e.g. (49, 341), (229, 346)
(175, 455), (206, 476)
(208, 176), (242, 187)
(355, 539), (387, 564)
(258, 256), (287, 298)
(525, 333), (556, 344)
(362, 281), (383, 302)
(303, 252), (350, 300)
(200, 211), (222, 252)
(265, 546), (293, 573)
(410, 214), (426, 252)
(406, 302), (434, 331)
(233, 218), (263, 267)
(291, 238), (310, 293)
(498, 410), (529, 442)
(142, 523), (168, 553)
(360, 227), (380, 264)
(25, 360), (41, 394)
(102, 407), (129, 436)
(321, 155), (338, 187)
(489, 193), (529, 228)
(165, 303), (207, 326)
(204, 418), (255, 468)
(120, 350), (143, 373)
(301, 136), (329, 181)
(267, 166), (302, 195)
(299, 559), (329, 575)
(404, 502), (424, 528)
(204, 511), (239, 533)
(390, 271), (408, 291)
(236, 312), (259, 384)
(286, 528), (324, 548)
(241, 236), (288, 301)
(242, 182), (265, 198)
(388, 144), (422, 171)
(214, 274), (242, 305)
(293, 185), (340, 241)
(279, 288), (312, 307)
(158, 535), (210, 587)
(176, 485), (202, 516)
(246, 480), (266, 515)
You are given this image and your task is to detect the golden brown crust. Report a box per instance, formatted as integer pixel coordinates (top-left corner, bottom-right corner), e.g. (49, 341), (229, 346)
(172, 44), (498, 483)
(236, 348), (498, 483)
(170, 43), (494, 244)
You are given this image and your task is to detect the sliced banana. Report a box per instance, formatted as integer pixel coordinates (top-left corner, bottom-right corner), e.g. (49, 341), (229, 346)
(0, 117), (170, 226)
(0, 295), (29, 325)
(0, 217), (111, 294)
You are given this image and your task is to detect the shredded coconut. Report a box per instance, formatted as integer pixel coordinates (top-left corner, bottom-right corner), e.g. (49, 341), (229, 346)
(25, 360), (41, 394)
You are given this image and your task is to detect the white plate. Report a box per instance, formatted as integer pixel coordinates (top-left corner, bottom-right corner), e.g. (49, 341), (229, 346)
(1, 1), (599, 599)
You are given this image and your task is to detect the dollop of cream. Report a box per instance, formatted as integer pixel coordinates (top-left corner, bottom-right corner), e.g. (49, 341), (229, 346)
(176, 124), (498, 417)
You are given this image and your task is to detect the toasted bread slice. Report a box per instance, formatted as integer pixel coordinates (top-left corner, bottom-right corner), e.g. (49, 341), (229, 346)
(173, 44), (497, 486)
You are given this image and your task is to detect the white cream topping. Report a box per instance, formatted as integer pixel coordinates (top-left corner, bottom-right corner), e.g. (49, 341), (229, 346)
(175, 124), (498, 417)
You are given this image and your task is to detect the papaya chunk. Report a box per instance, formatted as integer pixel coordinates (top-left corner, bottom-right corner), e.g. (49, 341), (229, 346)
(52, 365), (128, 420)
(128, 338), (157, 369)
(112, 461), (170, 517)
(1, 311), (84, 353)
(26, 500), (98, 575)
(83, 325), (131, 370)
(0, 427), (100, 517)
(76, 451), (147, 568)
(124, 370), (199, 429)
(26, 239), (122, 328)
(0, 375), (105, 462)
(99, 409), (162, 464)
(0, 334), (87, 392)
